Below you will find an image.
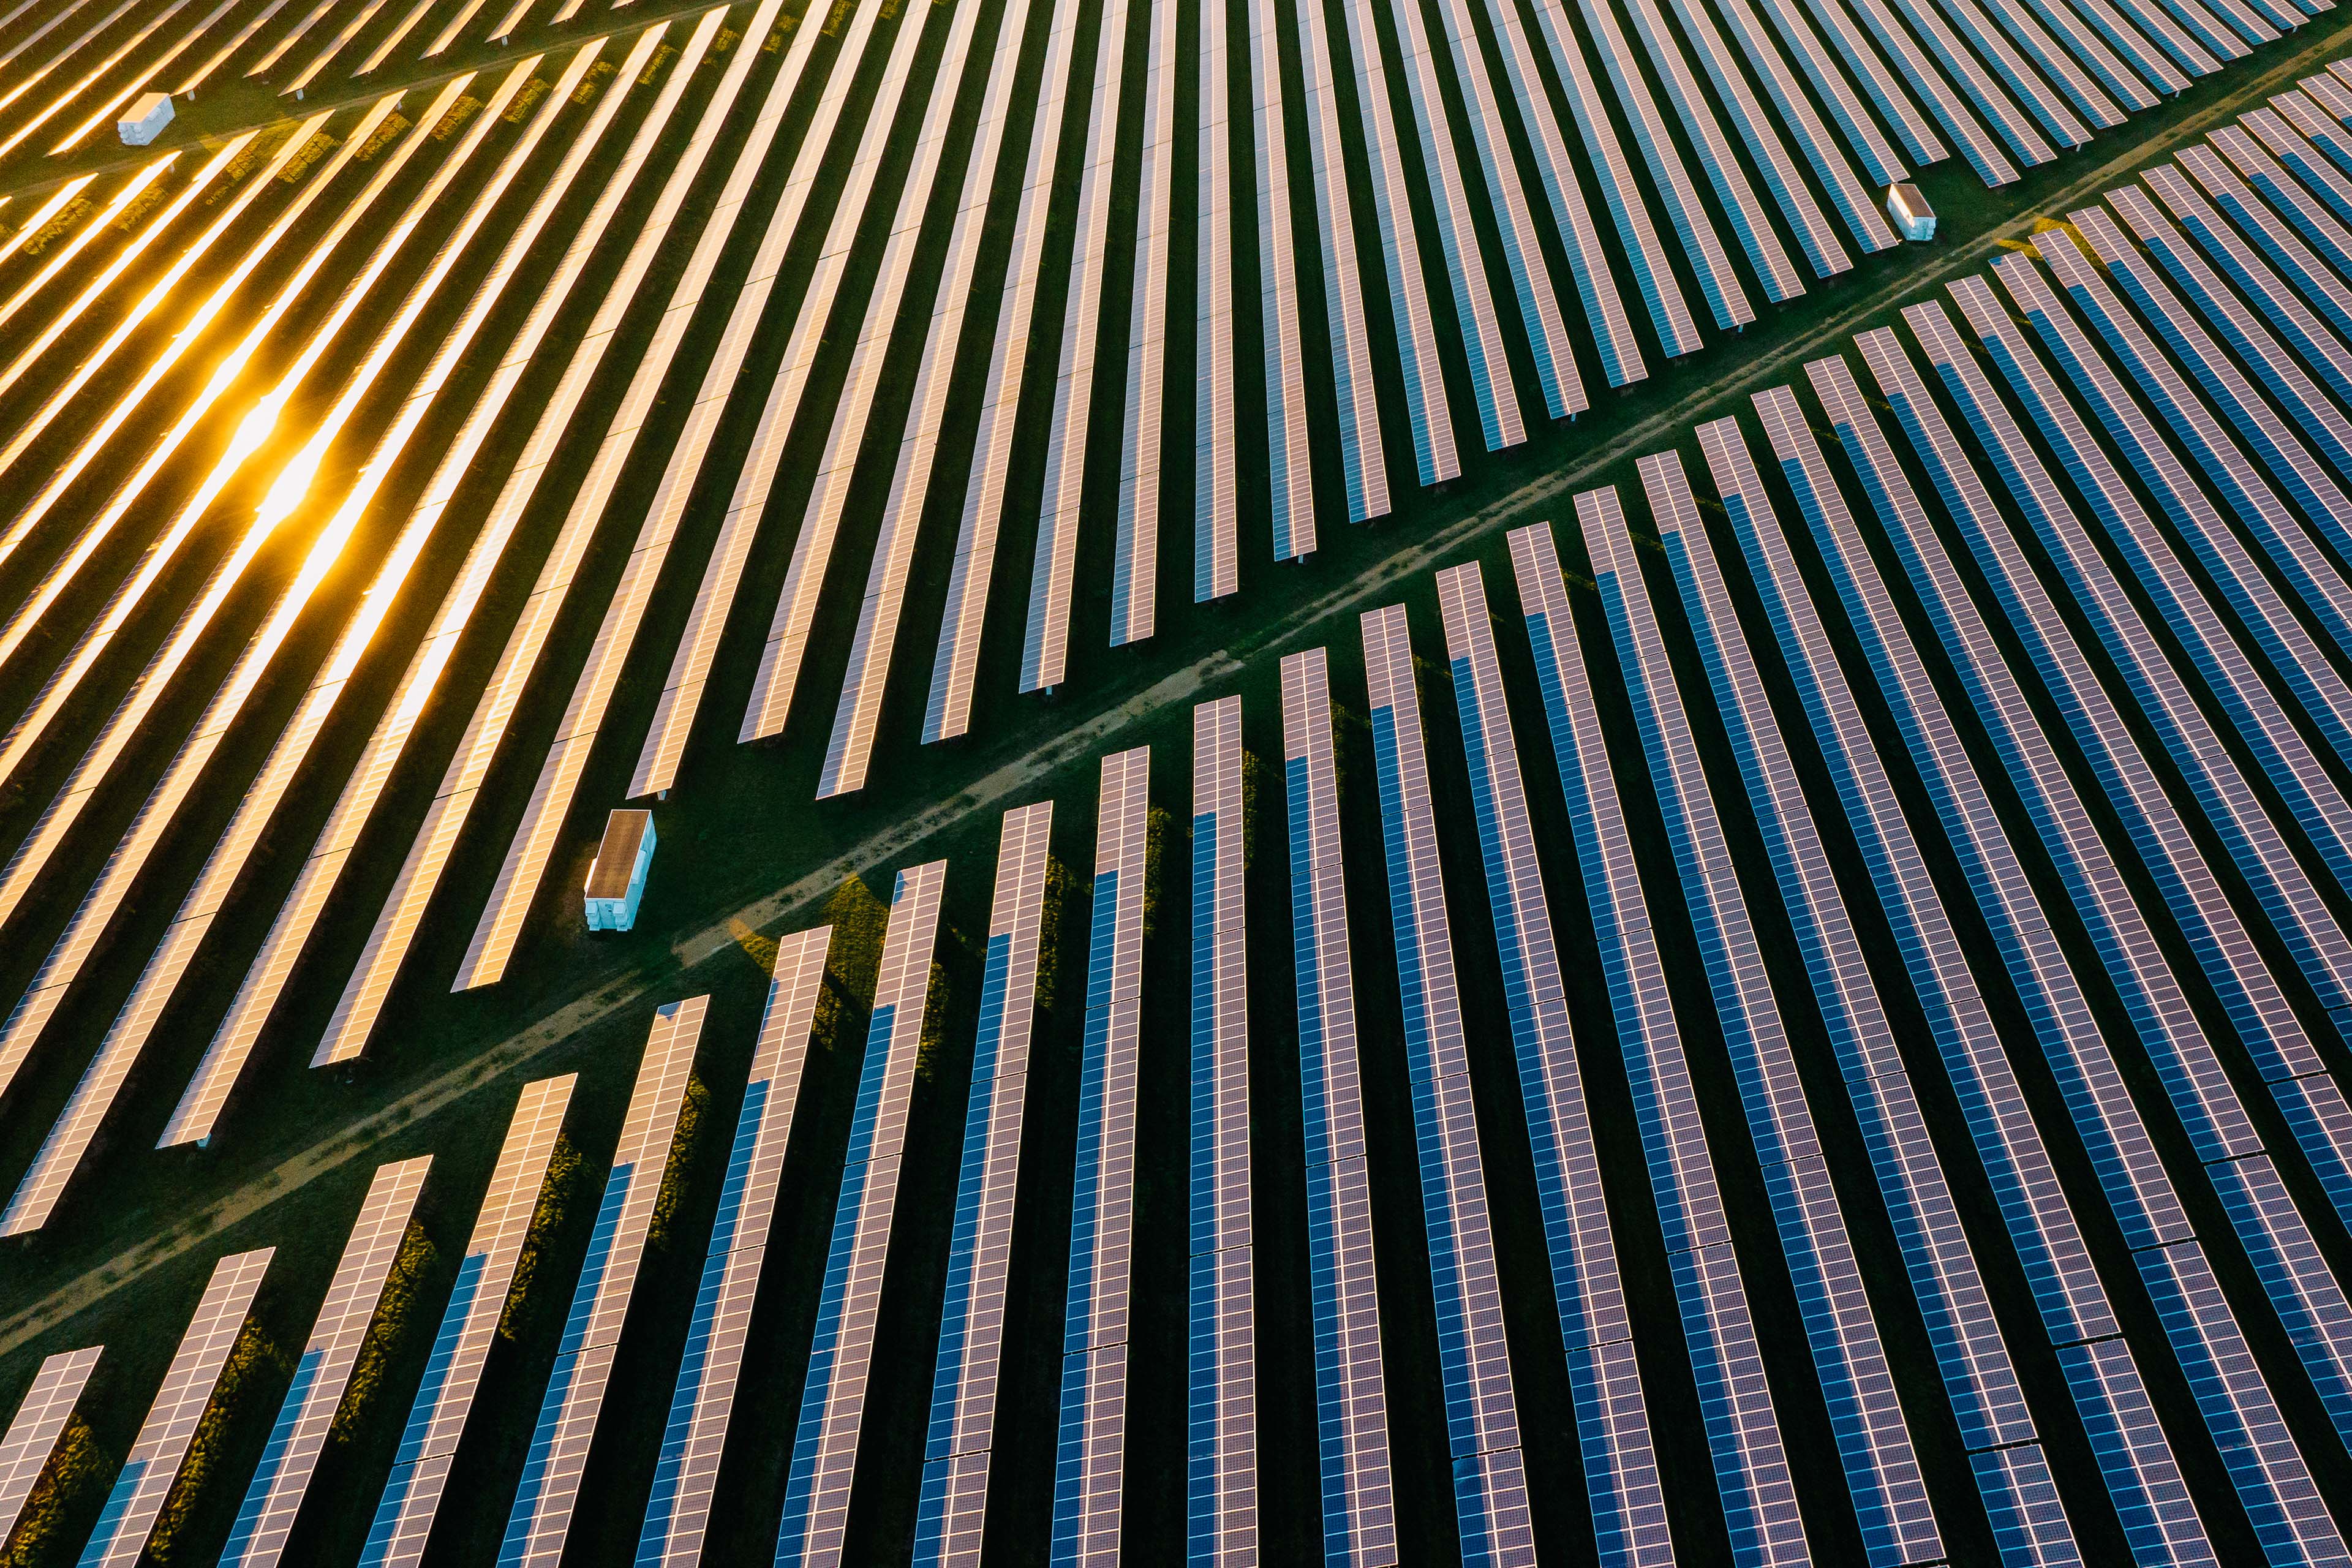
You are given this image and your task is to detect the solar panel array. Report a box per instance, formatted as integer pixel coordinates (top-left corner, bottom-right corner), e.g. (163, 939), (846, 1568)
(80, 1246), (274, 1567)
(0, 1346), (100, 1544)
(639, 928), (830, 1568)
(1357, 605), (1536, 1562)
(222, 1155), (432, 1568)
(1610, 460), (1939, 1565)
(1250, 0), (1314, 564)
(1280, 650), (1396, 1565)
(915, 805), (1051, 1568)
(501, 997), (705, 1568)
(1186, 701), (1254, 1565)
(1513, 514), (1807, 1567)
(1051, 751), (1147, 1566)
(361, 1074), (574, 1568)
(777, 862), (944, 1567)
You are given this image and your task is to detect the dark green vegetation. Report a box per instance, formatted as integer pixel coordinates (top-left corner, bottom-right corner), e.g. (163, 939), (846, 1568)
(4, 0), (2352, 1560)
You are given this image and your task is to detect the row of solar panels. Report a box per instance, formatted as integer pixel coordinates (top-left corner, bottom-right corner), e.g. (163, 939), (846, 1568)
(0, 0), (635, 164)
(0, 0), (2335, 1227)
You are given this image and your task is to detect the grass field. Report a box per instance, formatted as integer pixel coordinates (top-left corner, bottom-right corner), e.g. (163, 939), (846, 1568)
(6, 0), (2352, 1561)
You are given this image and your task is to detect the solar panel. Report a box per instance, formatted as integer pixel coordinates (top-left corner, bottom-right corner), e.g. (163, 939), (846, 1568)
(0, 47), (589, 1121)
(1866, 0), (2053, 165)
(1623, 455), (1939, 1566)
(1021, 0), (1137, 689)
(1970, 0), (2131, 126)
(637, 0), (964, 787)
(1357, 605), (1537, 1563)
(2282, 79), (2352, 184)
(925, 0), (1086, 742)
(914, 805), (1052, 1567)
(1281, 654), (1398, 1565)
(1196, 0), (1242, 595)
(1367, 0), (1527, 447)
(0, 1347), (100, 1544)
(1686, 417), (2062, 1507)
(2065, 200), (2352, 673)
(640, 929), (831, 1567)
(1413, 0), (1607, 397)
(1051, 755), (1148, 1564)
(500, 1000), (707, 1568)
(1759, 0), (1925, 176)
(776, 865), (946, 1566)
(1541, 0), (1752, 331)
(1112, 0), (1181, 641)
(1704, 0), (1902, 249)
(1748, 382), (2215, 1562)
(1605, 0), (1817, 295)
(1509, 0), (1721, 349)
(2168, 148), (2352, 409)
(458, 0), (892, 987)
(1185, 703), (1254, 1566)
(80, 1248), (274, 1567)
(1958, 269), (2352, 1036)
(1815, 347), (2351, 1556)
(1248, 0), (1320, 561)
(1296, 0), (1391, 521)
(1508, 523), (1807, 1565)
(2130, 170), (2352, 516)
(2226, 112), (2352, 247)
(301, 0), (791, 1068)
(2248, 101), (2352, 227)
(2005, 238), (2352, 826)
(221, 1157), (434, 1567)
(1327, 0), (1461, 482)
(164, 23), (715, 1141)
(361, 1076), (575, 1568)
(813, 0), (1038, 796)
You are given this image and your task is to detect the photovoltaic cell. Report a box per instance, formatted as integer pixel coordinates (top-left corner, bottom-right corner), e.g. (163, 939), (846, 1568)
(80, 1248), (273, 1568)
(777, 865), (945, 1567)
(500, 1000), (706, 1568)
(639, 930), (831, 1567)
(1186, 701), (1254, 1565)
(1283, 654), (1398, 1564)
(1359, 605), (1536, 1564)
(915, 806), (1052, 1567)
(361, 1076), (576, 1568)
(1511, 521), (1803, 1566)
(224, 1157), (432, 1568)
(1113, 0), (1181, 643)
(1251, 0), (1317, 562)
(1199, 0), (1238, 597)
(1054, 755), (1148, 1564)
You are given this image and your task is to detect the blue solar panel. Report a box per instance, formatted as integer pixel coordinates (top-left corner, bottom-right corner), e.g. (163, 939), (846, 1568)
(1506, 526), (1804, 1566)
(1749, 382), (2217, 1560)
(1359, 603), (1542, 1560)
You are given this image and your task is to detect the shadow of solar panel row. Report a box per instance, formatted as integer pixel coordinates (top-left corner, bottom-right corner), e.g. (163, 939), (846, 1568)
(1282, 649), (1399, 1566)
(1359, 603), (1536, 1565)
(916, 804), (1052, 1568)
(1185, 700), (1255, 1566)
(1051, 753), (1144, 1566)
